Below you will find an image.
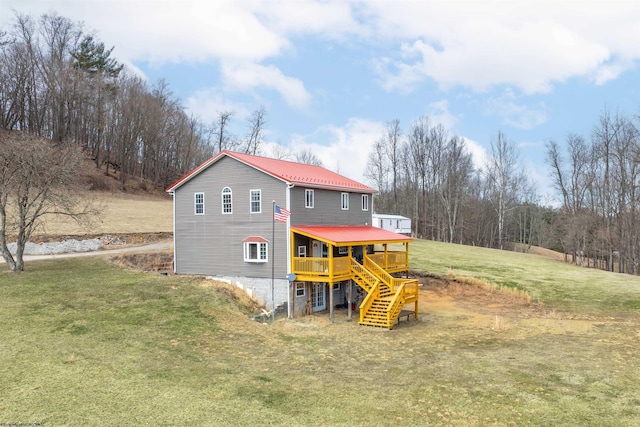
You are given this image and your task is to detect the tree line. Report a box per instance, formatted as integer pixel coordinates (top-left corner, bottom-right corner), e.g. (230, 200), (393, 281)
(365, 110), (640, 275)
(365, 118), (541, 250)
(0, 12), (275, 192)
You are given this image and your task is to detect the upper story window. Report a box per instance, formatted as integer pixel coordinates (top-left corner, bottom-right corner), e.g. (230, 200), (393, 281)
(222, 187), (232, 214)
(250, 189), (261, 213)
(341, 192), (349, 210)
(305, 189), (314, 208)
(361, 194), (369, 211)
(194, 192), (204, 215)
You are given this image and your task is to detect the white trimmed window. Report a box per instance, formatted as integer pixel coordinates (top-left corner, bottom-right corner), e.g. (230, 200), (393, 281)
(295, 282), (305, 297)
(341, 192), (349, 210)
(243, 236), (268, 263)
(250, 189), (261, 213)
(305, 189), (314, 208)
(361, 194), (369, 211)
(338, 246), (348, 255)
(194, 192), (204, 215)
(298, 246), (307, 257)
(222, 187), (232, 214)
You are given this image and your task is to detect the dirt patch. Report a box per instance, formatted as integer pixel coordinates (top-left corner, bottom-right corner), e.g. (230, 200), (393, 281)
(109, 250), (174, 272)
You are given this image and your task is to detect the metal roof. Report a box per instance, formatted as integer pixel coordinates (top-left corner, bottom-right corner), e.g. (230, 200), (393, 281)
(291, 225), (412, 246)
(166, 150), (377, 193)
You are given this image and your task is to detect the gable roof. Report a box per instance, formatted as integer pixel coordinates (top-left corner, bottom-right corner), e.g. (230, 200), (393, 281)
(166, 150), (377, 193)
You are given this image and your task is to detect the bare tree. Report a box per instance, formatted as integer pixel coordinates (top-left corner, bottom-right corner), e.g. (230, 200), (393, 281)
(210, 110), (237, 153)
(0, 131), (99, 271)
(485, 131), (525, 249)
(365, 137), (389, 211)
(295, 149), (323, 166)
(243, 106), (267, 155)
(439, 136), (473, 243)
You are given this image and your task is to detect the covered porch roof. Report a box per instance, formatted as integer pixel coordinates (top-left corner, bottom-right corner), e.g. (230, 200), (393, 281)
(290, 225), (412, 246)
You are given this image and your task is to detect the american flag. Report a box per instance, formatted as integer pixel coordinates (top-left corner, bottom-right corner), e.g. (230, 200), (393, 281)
(274, 204), (291, 223)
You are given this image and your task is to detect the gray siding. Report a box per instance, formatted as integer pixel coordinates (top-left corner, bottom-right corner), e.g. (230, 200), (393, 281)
(173, 156), (288, 278)
(289, 186), (372, 226)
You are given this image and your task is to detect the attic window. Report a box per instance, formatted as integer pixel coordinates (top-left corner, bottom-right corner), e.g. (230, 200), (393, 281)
(243, 236), (268, 263)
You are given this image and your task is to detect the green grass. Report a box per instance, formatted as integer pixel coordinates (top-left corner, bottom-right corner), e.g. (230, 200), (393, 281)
(410, 239), (640, 315)
(1, 249), (640, 425)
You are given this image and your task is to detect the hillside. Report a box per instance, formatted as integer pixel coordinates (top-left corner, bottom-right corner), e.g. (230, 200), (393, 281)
(29, 157), (174, 241)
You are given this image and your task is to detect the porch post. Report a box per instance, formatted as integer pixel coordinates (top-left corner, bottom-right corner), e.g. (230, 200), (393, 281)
(329, 283), (334, 323)
(347, 246), (353, 320)
(329, 244), (334, 323)
(289, 229), (296, 318)
(384, 243), (388, 269)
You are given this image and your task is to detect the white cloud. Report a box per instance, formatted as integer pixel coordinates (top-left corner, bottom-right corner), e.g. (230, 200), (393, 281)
(185, 88), (253, 123)
(221, 62), (311, 109)
(367, 1), (639, 94)
(283, 118), (385, 186)
(484, 90), (549, 130)
(426, 99), (458, 130)
(463, 137), (489, 171)
(7, 1), (639, 103)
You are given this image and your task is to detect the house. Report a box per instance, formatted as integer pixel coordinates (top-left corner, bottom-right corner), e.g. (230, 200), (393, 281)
(166, 150), (418, 329)
(372, 214), (412, 236)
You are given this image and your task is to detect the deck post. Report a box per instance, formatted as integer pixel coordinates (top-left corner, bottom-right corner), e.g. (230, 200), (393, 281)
(329, 283), (334, 323)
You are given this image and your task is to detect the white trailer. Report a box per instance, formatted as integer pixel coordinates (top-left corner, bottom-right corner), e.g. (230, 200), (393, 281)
(372, 214), (411, 236)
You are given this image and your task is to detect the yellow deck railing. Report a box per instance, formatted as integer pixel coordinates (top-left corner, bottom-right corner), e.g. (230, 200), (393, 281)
(368, 251), (408, 270)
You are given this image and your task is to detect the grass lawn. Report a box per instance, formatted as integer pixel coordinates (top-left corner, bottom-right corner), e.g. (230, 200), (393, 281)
(1, 243), (640, 426)
(411, 239), (640, 315)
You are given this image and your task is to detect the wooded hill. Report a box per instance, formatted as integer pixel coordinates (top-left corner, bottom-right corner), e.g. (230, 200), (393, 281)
(2, 11), (640, 275)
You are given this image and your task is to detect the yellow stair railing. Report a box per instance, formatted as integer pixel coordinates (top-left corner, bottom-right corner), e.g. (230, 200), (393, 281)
(351, 257), (419, 329)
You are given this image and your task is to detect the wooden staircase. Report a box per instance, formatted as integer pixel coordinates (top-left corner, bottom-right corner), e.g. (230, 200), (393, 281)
(350, 257), (419, 329)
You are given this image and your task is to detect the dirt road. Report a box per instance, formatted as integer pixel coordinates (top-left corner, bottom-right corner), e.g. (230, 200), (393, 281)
(0, 241), (173, 264)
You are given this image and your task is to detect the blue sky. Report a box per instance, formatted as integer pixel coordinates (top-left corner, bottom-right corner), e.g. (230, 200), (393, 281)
(5, 1), (640, 204)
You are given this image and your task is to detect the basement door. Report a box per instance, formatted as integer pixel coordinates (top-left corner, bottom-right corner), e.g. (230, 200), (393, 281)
(311, 240), (328, 312)
(312, 282), (326, 312)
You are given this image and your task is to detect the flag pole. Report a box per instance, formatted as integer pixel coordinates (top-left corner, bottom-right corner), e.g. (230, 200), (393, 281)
(271, 200), (276, 324)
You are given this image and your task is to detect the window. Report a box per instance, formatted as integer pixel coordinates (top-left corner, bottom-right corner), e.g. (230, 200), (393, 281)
(305, 189), (314, 208)
(243, 237), (268, 262)
(333, 282), (341, 291)
(361, 194), (369, 211)
(194, 192), (204, 215)
(250, 189), (261, 213)
(295, 282), (305, 297)
(298, 246), (307, 257)
(222, 187), (232, 214)
(338, 246), (348, 255)
(341, 192), (349, 210)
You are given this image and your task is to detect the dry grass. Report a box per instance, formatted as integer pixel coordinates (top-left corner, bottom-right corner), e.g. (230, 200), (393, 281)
(3, 255), (640, 426)
(444, 269), (533, 304)
(3, 189), (640, 425)
(37, 192), (173, 236)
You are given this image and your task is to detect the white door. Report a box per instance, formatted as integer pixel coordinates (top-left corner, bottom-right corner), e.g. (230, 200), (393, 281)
(312, 282), (326, 311)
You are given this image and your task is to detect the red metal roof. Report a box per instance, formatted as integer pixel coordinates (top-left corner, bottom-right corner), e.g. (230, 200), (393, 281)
(291, 225), (412, 245)
(166, 150), (377, 193)
(242, 236), (269, 243)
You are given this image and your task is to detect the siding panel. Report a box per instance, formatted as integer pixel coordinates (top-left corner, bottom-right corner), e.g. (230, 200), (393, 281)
(289, 186), (372, 225)
(173, 156), (288, 278)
